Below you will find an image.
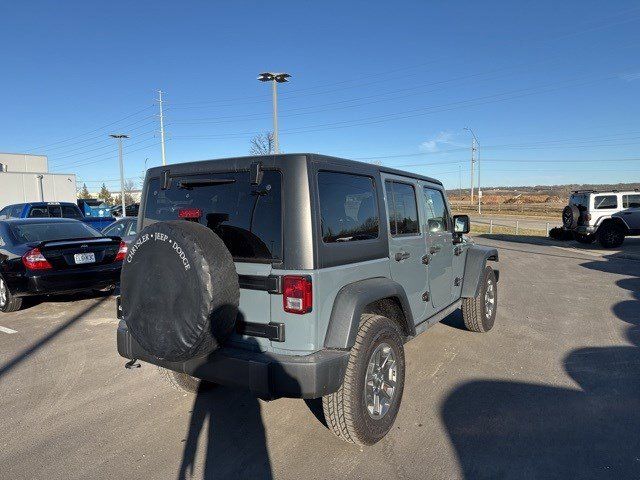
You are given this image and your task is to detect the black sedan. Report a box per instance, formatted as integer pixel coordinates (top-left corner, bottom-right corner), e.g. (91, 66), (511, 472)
(0, 218), (126, 313)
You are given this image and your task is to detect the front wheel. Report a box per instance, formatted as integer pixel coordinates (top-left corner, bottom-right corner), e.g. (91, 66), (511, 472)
(462, 266), (497, 333)
(597, 223), (625, 248)
(322, 314), (405, 446)
(0, 276), (23, 313)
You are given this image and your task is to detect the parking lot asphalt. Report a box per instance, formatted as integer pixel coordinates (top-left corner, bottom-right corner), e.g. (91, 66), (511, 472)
(1, 236), (639, 480)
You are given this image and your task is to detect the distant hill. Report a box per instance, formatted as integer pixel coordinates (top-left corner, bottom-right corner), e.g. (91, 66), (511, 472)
(448, 182), (640, 204)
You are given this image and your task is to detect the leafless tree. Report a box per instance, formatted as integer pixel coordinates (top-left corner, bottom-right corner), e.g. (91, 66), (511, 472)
(249, 132), (275, 155)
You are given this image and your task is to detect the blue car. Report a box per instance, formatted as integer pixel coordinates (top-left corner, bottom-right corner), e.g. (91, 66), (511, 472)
(0, 202), (115, 231)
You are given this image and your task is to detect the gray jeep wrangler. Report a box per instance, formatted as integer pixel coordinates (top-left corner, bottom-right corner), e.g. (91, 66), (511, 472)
(117, 153), (499, 445)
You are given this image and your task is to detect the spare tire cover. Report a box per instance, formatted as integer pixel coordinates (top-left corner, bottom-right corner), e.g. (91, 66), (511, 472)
(121, 220), (239, 361)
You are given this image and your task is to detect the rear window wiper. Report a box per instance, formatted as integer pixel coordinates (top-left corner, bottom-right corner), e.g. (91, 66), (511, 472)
(177, 178), (236, 189)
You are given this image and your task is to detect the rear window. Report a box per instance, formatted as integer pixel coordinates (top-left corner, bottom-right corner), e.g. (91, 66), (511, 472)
(318, 171), (379, 243)
(10, 222), (102, 243)
(62, 205), (83, 219)
(570, 194), (588, 209)
(594, 195), (618, 210)
(143, 171), (282, 262)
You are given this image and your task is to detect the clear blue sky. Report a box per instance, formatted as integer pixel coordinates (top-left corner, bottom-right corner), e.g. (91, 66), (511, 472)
(2, 1), (639, 193)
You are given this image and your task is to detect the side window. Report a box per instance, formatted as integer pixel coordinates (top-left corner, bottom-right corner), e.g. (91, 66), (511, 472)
(385, 181), (419, 236)
(623, 194), (640, 209)
(594, 195), (618, 210)
(423, 187), (449, 233)
(0, 207), (7, 220)
(28, 207), (49, 218)
(62, 205), (83, 219)
(10, 205), (23, 218)
(318, 171), (379, 243)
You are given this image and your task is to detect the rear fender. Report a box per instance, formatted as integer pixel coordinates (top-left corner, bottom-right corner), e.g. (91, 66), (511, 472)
(461, 245), (499, 298)
(324, 277), (414, 350)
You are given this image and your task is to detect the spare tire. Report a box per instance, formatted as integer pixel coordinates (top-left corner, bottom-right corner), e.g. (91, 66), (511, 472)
(121, 220), (239, 362)
(562, 205), (579, 229)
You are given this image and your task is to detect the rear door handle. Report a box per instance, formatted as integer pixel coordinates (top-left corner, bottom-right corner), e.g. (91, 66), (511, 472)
(395, 251), (411, 261)
(429, 245), (441, 255)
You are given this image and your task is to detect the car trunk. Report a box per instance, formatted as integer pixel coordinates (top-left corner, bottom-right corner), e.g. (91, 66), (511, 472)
(141, 169), (283, 352)
(38, 238), (121, 269)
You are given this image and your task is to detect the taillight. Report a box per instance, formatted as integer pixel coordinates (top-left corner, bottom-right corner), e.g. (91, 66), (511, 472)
(115, 241), (128, 262)
(283, 275), (312, 314)
(585, 213), (592, 222)
(22, 248), (52, 270)
(178, 208), (202, 219)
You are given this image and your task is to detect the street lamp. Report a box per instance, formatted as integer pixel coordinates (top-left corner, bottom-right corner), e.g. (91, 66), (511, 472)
(464, 127), (481, 214)
(257, 72), (291, 154)
(110, 134), (129, 218)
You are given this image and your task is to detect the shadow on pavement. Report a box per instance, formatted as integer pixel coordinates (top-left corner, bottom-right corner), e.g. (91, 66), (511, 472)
(178, 384), (273, 480)
(441, 254), (640, 479)
(0, 296), (109, 379)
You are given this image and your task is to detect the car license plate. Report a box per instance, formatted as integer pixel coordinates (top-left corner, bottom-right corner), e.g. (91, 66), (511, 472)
(74, 252), (96, 264)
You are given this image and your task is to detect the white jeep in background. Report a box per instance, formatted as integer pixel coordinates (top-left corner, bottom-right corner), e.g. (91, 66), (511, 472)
(562, 190), (640, 248)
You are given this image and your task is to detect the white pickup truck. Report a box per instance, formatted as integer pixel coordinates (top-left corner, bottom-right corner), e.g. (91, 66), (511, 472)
(562, 190), (640, 247)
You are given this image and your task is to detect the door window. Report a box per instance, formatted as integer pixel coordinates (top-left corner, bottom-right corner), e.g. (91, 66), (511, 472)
(622, 194), (640, 209)
(594, 195), (618, 209)
(126, 220), (138, 236)
(385, 181), (419, 236)
(317, 171), (379, 243)
(422, 188), (449, 233)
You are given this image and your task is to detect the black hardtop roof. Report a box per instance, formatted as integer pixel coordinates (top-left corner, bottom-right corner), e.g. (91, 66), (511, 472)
(146, 153), (443, 186)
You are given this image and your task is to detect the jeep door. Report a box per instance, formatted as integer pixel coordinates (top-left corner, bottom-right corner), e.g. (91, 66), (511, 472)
(620, 194), (640, 230)
(419, 184), (454, 310)
(382, 174), (429, 323)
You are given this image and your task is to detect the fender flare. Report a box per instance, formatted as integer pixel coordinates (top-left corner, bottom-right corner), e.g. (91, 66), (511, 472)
(324, 277), (414, 350)
(599, 216), (630, 233)
(461, 245), (499, 298)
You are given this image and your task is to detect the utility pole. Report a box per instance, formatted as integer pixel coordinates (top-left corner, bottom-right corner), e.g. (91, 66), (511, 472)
(458, 164), (462, 200)
(158, 90), (167, 166)
(464, 127), (480, 211)
(110, 134), (129, 218)
(258, 73), (291, 154)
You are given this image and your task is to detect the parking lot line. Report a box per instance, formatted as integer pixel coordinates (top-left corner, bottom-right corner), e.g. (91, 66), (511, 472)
(0, 325), (17, 334)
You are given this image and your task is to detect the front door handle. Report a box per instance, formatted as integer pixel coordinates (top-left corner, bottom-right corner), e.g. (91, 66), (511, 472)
(395, 251), (411, 262)
(429, 245), (441, 255)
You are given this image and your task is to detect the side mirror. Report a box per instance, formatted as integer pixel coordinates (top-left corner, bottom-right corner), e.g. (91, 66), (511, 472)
(453, 215), (470, 234)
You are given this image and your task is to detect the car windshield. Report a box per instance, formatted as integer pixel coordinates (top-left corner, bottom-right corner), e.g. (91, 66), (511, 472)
(10, 222), (102, 244)
(143, 171), (282, 262)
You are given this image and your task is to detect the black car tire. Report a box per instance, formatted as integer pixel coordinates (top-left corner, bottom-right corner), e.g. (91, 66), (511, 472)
(462, 267), (498, 333)
(322, 314), (405, 446)
(157, 367), (215, 394)
(121, 220), (239, 362)
(573, 232), (595, 244)
(597, 223), (625, 248)
(0, 276), (22, 313)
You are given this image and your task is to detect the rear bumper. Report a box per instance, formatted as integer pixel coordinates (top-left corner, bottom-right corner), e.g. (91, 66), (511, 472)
(117, 320), (349, 400)
(565, 225), (596, 234)
(10, 263), (121, 297)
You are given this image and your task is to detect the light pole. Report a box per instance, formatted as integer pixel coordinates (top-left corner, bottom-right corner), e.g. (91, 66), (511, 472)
(110, 134), (129, 218)
(257, 72), (291, 154)
(464, 127), (481, 214)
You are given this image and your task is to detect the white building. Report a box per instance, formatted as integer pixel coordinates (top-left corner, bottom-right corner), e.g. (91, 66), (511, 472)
(0, 152), (77, 209)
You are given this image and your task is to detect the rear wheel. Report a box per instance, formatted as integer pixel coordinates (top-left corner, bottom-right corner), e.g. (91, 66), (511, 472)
(0, 276), (22, 313)
(573, 232), (595, 244)
(157, 367), (215, 394)
(597, 223), (625, 248)
(462, 267), (497, 333)
(322, 314), (405, 445)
